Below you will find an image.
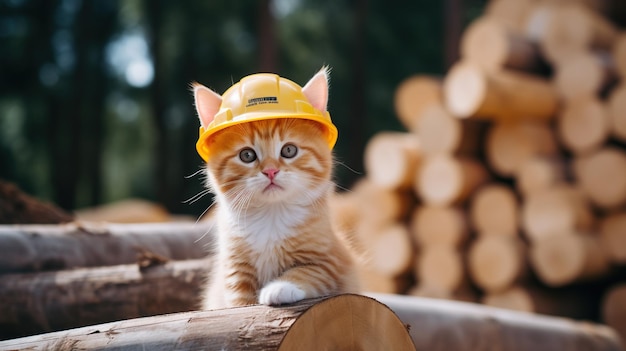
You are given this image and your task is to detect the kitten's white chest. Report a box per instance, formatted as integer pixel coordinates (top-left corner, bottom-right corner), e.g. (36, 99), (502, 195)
(225, 203), (307, 284)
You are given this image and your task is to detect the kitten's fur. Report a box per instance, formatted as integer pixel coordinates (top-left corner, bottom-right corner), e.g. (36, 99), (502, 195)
(193, 68), (359, 309)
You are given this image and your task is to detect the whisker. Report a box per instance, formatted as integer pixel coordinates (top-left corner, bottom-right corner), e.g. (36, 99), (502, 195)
(333, 159), (362, 176)
(185, 168), (206, 179)
(183, 189), (212, 204)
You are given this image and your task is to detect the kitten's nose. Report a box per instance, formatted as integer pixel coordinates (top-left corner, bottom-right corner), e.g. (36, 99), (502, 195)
(262, 168), (280, 180)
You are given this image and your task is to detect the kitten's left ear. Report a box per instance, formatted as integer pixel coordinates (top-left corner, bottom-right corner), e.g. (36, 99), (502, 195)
(192, 82), (222, 128)
(302, 66), (330, 112)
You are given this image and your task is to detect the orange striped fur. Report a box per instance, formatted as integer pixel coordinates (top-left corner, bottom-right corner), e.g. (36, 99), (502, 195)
(201, 118), (359, 309)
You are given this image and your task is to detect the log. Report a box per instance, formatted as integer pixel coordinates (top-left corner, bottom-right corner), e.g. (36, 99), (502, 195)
(356, 267), (411, 294)
(415, 154), (488, 206)
(0, 259), (208, 339)
(553, 51), (615, 100)
(600, 212), (626, 264)
(351, 179), (413, 228)
(574, 147), (626, 209)
(470, 184), (519, 236)
(603, 284), (626, 347)
(530, 233), (611, 287)
(416, 245), (465, 293)
(0, 294), (417, 351)
(0, 222), (213, 274)
(524, 3), (557, 43)
(557, 95), (610, 154)
(521, 185), (593, 242)
(468, 236), (527, 292)
(443, 61), (558, 121)
(485, 0), (534, 32)
(75, 199), (172, 223)
(414, 104), (461, 155)
(461, 17), (542, 72)
(394, 75), (442, 132)
(608, 84), (626, 142)
(364, 132), (420, 190)
(542, 4), (619, 64)
(515, 157), (565, 196)
(483, 285), (602, 320)
(367, 223), (415, 276)
(615, 34), (626, 78)
(486, 121), (558, 177)
(410, 205), (468, 247)
(408, 284), (478, 304)
(368, 293), (623, 351)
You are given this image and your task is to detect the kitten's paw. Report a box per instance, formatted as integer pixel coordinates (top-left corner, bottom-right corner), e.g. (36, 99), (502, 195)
(259, 281), (306, 306)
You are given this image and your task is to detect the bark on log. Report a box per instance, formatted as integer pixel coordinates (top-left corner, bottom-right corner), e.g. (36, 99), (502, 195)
(0, 222), (213, 274)
(410, 205), (468, 247)
(368, 293), (623, 351)
(542, 4), (619, 64)
(486, 121), (558, 177)
(0, 294), (417, 351)
(574, 147), (626, 209)
(461, 17), (542, 72)
(470, 184), (519, 236)
(443, 62), (558, 121)
(608, 84), (626, 142)
(553, 52), (615, 100)
(415, 154), (488, 206)
(0, 259), (208, 339)
(521, 185), (593, 242)
(600, 213), (626, 264)
(515, 157), (565, 197)
(394, 75), (442, 132)
(530, 233), (611, 287)
(557, 96), (610, 154)
(603, 284), (626, 347)
(483, 284), (603, 320)
(468, 236), (527, 292)
(364, 132), (421, 190)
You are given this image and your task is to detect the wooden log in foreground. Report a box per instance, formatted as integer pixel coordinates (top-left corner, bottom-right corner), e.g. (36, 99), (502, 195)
(0, 222), (214, 274)
(367, 293), (623, 351)
(0, 295), (416, 351)
(0, 259), (208, 339)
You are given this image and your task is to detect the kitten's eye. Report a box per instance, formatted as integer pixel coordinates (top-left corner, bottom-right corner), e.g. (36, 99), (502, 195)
(239, 148), (257, 163)
(280, 143), (298, 158)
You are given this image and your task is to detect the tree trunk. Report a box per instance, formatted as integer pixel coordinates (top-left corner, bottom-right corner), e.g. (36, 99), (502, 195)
(0, 222), (213, 274)
(369, 293), (623, 351)
(0, 294), (417, 351)
(0, 259), (208, 339)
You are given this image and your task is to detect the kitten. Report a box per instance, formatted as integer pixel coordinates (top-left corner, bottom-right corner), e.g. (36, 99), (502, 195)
(192, 68), (359, 309)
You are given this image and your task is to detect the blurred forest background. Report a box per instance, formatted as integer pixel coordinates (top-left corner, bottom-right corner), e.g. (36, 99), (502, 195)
(0, 0), (486, 216)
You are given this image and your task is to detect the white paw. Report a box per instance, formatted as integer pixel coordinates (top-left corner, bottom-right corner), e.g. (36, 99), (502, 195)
(259, 281), (306, 306)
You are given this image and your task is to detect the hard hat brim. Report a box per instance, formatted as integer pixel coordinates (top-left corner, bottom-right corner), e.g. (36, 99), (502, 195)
(196, 112), (338, 162)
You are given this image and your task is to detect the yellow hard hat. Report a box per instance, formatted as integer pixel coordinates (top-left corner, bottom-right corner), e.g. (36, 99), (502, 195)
(196, 73), (338, 161)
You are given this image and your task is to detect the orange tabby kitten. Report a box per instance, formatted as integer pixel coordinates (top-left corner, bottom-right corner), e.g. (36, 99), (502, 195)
(193, 68), (359, 309)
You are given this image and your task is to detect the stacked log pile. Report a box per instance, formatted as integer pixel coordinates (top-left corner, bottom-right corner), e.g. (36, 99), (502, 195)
(331, 0), (626, 343)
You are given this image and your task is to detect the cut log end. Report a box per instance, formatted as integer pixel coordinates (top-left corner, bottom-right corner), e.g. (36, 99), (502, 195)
(470, 184), (519, 236)
(557, 96), (609, 154)
(574, 148), (626, 209)
(468, 236), (526, 292)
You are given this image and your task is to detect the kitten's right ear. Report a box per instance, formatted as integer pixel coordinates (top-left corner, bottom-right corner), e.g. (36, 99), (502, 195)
(192, 82), (222, 128)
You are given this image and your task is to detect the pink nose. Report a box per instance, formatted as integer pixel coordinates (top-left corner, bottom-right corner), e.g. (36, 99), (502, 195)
(262, 168), (280, 180)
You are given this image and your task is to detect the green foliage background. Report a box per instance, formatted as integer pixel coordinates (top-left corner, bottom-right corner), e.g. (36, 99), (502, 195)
(0, 0), (485, 216)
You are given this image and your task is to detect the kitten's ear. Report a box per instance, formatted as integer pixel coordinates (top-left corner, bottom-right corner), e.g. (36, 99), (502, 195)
(302, 66), (330, 112)
(192, 82), (222, 128)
